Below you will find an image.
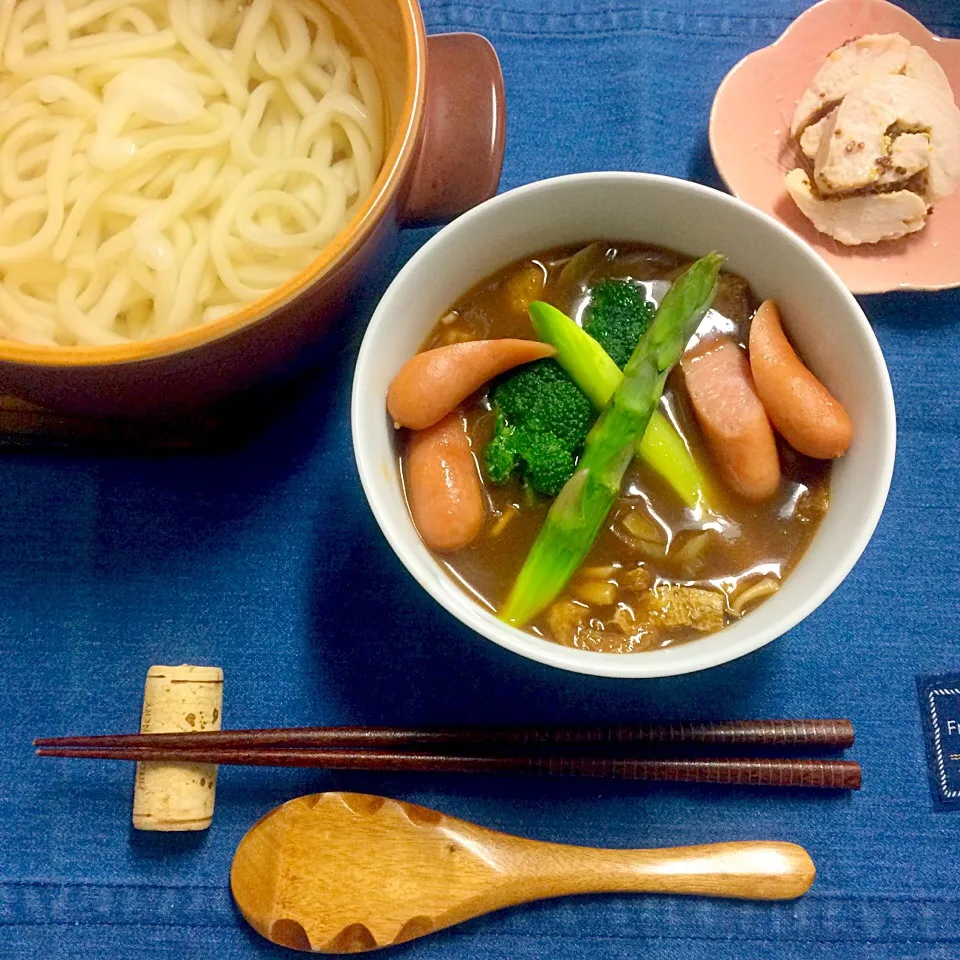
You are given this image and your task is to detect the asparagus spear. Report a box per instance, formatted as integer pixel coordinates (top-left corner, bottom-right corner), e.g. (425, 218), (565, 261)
(500, 253), (724, 627)
(529, 300), (714, 510)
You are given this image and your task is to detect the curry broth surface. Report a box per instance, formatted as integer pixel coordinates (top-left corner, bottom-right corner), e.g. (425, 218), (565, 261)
(397, 243), (830, 652)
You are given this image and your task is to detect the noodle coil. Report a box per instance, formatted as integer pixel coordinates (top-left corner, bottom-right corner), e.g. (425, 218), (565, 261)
(0, 0), (384, 345)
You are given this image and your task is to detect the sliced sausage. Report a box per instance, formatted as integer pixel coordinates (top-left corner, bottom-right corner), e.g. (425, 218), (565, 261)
(405, 412), (484, 552)
(749, 301), (853, 459)
(387, 339), (555, 430)
(681, 337), (781, 502)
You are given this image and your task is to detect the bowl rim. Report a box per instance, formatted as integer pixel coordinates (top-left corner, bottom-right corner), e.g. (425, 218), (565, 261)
(352, 171), (897, 678)
(0, 0), (428, 367)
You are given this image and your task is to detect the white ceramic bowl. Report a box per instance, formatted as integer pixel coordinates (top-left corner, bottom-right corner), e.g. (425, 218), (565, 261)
(352, 173), (896, 678)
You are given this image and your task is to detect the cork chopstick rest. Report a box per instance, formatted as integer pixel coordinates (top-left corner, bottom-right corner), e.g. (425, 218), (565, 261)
(132, 664), (223, 832)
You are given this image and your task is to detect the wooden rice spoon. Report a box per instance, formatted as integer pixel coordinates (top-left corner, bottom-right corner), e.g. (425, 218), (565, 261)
(231, 792), (815, 953)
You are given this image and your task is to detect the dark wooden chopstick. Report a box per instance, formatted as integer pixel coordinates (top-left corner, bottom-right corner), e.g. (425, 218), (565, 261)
(33, 719), (854, 752)
(34, 746), (861, 789)
(34, 721), (859, 790)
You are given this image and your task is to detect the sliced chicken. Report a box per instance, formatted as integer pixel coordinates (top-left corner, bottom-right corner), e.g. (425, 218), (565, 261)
(791, 33), (912, 136)
(876, 132), (932, 187)
(787, 33), (958, 245)
(802, 101), (936, 183)
(791, 34), (957, 137)
(785, 168), (927, 245)
(815, 75), (960, 201)
(799, 109), (836, 161)
(905, 45), (954, 99)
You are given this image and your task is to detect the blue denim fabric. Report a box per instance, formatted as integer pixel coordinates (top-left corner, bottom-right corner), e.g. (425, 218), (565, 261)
(1, 1), (959, 957)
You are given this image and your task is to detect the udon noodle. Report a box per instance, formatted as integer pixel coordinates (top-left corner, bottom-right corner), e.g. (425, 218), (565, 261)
(0, 0), (384, 345)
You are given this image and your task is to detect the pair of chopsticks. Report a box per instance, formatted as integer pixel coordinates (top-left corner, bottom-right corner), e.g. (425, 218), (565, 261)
(34, 719), (861, 790)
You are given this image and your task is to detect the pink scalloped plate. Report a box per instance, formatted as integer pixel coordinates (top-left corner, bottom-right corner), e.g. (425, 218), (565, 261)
(709, 0), (960, 294)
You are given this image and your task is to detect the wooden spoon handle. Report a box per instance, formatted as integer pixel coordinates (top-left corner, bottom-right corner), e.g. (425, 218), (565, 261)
(621, 841), (814, 899)
(526, 840), (815, 901)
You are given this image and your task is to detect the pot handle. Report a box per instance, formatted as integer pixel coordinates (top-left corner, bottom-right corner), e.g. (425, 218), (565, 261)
(400, 33), (505, 227)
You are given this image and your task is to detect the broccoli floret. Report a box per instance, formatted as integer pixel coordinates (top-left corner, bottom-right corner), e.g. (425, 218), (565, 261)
(493, 360), (593, 448)
(513, 427), (578, 498)
(583, 279), (654, 369)
(485, 413), (518, 484)
(484, 282), (653, 498)
(485, 359), (594, 497)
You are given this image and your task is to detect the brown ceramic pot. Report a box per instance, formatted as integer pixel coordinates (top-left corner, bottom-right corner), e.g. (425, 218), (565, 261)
(0, 1), (505, 415)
